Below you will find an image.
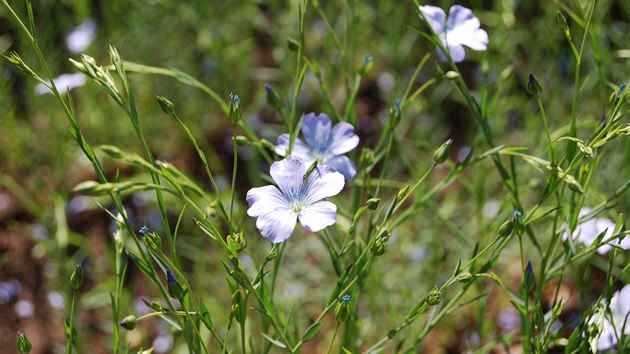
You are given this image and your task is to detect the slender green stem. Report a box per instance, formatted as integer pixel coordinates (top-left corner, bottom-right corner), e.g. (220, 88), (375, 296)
(326, 322), (341, 354)
(66, 289), (77, 354)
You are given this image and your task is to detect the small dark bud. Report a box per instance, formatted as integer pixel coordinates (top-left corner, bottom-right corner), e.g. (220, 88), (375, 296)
(141, 298), (164, 312)
(166, 270), (185, 300)
(138, 226), (149, 236)
(523, 261), (535, 293)
(156, 95), (175, 116)
(16, 331), (31, 354)
(527, 73), (543, 96)
(498, 219), (514, 238)
(70, 262), (84, 290)
(367, 198), (380, 210)
(265, 84), (282, 109)
(119, 315), (137, 330)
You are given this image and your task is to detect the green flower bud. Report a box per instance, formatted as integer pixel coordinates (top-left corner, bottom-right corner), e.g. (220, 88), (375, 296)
(227, 231), (247, 254)
(141, 298), (164, 313)
(359, 55), (374, 76)
(456, 271), (473, 283)
(167, 270), (186, 300)
(70, 262), (84, 290)
(527, 73), (543, 96)
(16, 331), (31, 354)
(433, 139), (453, 165)
(143, 231), (162, 251)
(156, 95), (175, 116)
(335, 294), (351, 322)
(444, 71), (460, 80)
(498, 219), (514, 238)
(119, 315), (137, 330)
(523, 261), (535, 293)
(265, 84), (282, 110)
(426, 286), (442, 306)
(367, 198), (380, 210)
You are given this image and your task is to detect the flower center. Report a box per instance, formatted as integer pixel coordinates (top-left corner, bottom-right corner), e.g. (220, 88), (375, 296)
(290, 200), (304, 213)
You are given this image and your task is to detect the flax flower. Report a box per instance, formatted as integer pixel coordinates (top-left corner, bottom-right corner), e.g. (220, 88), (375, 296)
(419, 5), (488, 62)
(247, 156), (345, 243)
(275, 113), (359, 180)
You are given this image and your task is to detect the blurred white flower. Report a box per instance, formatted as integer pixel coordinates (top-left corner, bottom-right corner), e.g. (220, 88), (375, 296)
(34, 73), (86, 95)
(66, 19), (96, 54)
(563, 208), (628, 254)
(591, 285), (630, 350)
(419, 5), (489, 62)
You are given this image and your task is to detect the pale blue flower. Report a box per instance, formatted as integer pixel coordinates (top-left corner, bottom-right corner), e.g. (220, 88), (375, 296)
(590, 285), (630, 350)
(66, 19), (96, 54)
(34, 73), (86, 95)
(275, 113), (359, 180)
(246, 156), (345, 243)
(419, 5), (489, 63)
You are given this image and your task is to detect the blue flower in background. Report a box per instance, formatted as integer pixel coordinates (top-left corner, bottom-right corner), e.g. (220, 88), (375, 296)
(246, 156), (345, 243)
(419, 5), (488, 63)
(275, 113), (359, 180)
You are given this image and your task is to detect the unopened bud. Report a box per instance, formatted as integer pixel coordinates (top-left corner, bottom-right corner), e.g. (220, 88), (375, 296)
(456, 271), (473, 283)
(498, 219), (514, 238)
(119, 315), (137, 330)
(444, 71), (460, 80)
(265, 83), (282, 109)
(70, 262), (84, 290)
(523, 261), (535, 293)
(359, 55), (374, 76)
(426, 286), (442, 306)
(335, 294), (351, 322)
(367, 198), (380, 210)
(227, 231), (247, 254)
(16, 331), (31, 354)
(433, 139), (453, 165)
(527, 73), (543, 96)
(156, 95), (175, 115)
(167, 270), (185, 300)
(141, 298), (164, 312)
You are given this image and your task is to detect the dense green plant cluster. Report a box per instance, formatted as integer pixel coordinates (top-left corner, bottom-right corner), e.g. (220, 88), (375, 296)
(1, 0), (629, 353)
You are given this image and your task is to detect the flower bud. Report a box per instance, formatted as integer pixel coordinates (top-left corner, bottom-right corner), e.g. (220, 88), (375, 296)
(234, 135), (249, 146)
(335, 294), (351, 322)
(16, 331), (31, 354)
(498, 219), (514, 238)
(156, 95), (175, 115)
(433, 139), (453, 165)
(167, 270), (185, 300)
(426, 286), (442, 306)
(523, 261), (535, 293)
(143, 231), (162, 251)
(527, 73), (543, 96)
(444, 71), (460, 80)
(456, 271), (473, 283)
(70, 262), (84, 290)
(265, 83), (282, 110)
(227, 231), (247, 254)
(367, 198), (380, 210)
(119, 315), (137, 330)
(359, 55), (374, 76)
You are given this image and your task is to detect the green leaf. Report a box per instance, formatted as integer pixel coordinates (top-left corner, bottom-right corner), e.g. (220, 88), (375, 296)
(261, 333), (287, 349)
(302, 322), (321, 342)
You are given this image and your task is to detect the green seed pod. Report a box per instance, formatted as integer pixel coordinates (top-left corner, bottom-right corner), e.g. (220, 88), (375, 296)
(156, 95), (175, 116)
(119, 315), (137, 330)
(16, 331), (32, 354)
(426, 286), (442, 306)
(433, 139), (453, 165)
(367, 198), (381, 210)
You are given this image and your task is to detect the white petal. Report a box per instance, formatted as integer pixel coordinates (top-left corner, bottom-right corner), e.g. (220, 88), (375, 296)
(419, 5), (446, 35)
(299, 201), (337, 232)
(611, 285), (630, 319)
(255, 210), (297, 243)
(270, 156), (306, 198)
(246, 185), (288, 217)
(448, 27), (488, 50)
(303, 165), (345, 205)
(447, 5), (480, 33)
(66, 19), (96, 54)
(326, 155), (357, 180)
(328, 122), (359, 156)
(301, 113), (332, 151)
(34, 73), (86, 95)
(445, 43), (466, 63)
(275, 134), (313, 161)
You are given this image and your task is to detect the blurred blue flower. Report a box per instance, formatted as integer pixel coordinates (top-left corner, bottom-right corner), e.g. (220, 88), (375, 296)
(275, 113), (359, 180)
(246, 156), (345, 243)
(590, 284), (630, 350)
(419, 5), (488, 62)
